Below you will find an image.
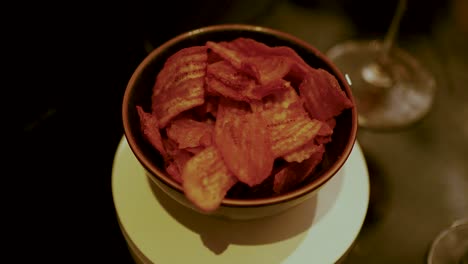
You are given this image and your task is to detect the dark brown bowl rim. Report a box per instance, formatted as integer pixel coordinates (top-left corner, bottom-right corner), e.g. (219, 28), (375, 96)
(122, 23), (358, 208)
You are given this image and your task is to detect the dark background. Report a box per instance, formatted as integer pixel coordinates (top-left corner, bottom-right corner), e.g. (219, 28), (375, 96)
(19, 0), (464, 263)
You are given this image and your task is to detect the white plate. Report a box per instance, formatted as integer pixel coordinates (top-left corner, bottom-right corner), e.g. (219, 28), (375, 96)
(112, 137), (370, 264)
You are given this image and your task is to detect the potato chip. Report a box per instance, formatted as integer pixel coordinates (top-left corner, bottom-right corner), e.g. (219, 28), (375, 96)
(283, 134), (324, 163)
(220, 37), (312, 83)
(205, 41), (246, 72)
(208, 39), (302, 85)
(166, 117), (214, 149)
(244, 56), (295, 85)
(260, 84), (331, 161)
(136, 37), (355, 211)
(206, 60), (288, 102)
(215, 98), (274, 187)
(299, 69), (353, 121)
(260, 82), (301, 111)
(136, 106), (167, 158)
(266, 110), (322, 158)
(207, 48), (224, 64)
(222, 38), (302, 61)
(152, 46), (208, 127)
(247, 78), (290, 101)
(314, 120), (334, 145)
(166, 149), (193, 184)
(182, 146), (238, 212)
(251, 83), (323, 159)
(273, 144), (325, 194)
(206, 60), (256, 101)
(212, 38), (263, 79)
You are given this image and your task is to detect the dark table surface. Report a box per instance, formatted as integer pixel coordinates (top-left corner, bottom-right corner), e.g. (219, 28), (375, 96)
(20, 0), (467, 263)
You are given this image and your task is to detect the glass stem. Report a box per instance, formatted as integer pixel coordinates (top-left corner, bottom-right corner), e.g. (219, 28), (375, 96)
(381, 0), (407, 61)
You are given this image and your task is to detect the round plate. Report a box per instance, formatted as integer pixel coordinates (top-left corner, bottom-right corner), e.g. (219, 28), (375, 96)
(112, 137), (370, 264)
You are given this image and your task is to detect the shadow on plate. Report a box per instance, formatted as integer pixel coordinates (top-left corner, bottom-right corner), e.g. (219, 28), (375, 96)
(147, 166), (345, 255)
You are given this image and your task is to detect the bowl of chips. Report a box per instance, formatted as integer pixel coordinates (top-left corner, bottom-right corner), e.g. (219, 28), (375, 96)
(122, 24), (357, 220)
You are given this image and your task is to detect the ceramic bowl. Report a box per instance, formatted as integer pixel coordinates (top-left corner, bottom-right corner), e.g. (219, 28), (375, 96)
(122, 24), (357, 220)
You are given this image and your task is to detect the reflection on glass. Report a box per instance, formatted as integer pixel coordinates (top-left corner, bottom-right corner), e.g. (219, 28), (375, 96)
(326, 0), (436, 130)
(427, 218), (468, 264)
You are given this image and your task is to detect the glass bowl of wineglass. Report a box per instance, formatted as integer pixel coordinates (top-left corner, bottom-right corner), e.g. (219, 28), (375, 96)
(427, 217), (468, 264)
(326, 0), (437, 130)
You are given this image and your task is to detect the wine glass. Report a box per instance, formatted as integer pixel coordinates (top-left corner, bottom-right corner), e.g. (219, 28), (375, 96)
(326, 0), (436, 130)
(427, 217), (468, 264)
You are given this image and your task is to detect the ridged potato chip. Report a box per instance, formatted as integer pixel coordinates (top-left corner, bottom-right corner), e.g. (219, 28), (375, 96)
(215, 98), (275, 187)
(182, 146), (238, 212)
(137, 37), (354, 211)
(152, 46), (208, 127)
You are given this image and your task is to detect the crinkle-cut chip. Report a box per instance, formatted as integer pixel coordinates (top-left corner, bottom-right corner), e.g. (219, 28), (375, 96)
(141, 38), (351, 208)
(136, 106), (166, 158)
(153, 46), (208, 96)
(215, 100), (274, 187)
(206, 76), (246, 101)
(207, 48), (224, 64)
(151, 46), (208, 127)
(243, 56), (295, 85)
(283, 120), (331, 162)
(299, 68), (354, 121)
(261, 45), (314, 79)
(207, 38), (312, 99)
(166, 117), (214, 149)
(260, 82), (301, 111)
(206, 60), (256, 101)
(245, 78), (290, 101)
(165, 149), (193, 184)
(273, 144), (325, 194)
(222, 38), (300, 60)
(206, 41), (243, 69)
(223, 37), (311, 82)
(207, 60), (287, 101)
(212, 39), (299, 86)
(228, 38), (311, 74)
(261, 106), (320, 158)
(206, 40), (259, 80)
(283, 139), (323, 163)
(217, 38), (260, 57)
(153, 78), (206, 128)
(182, 146), (238, 212)
(314, 119), (334, 145)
